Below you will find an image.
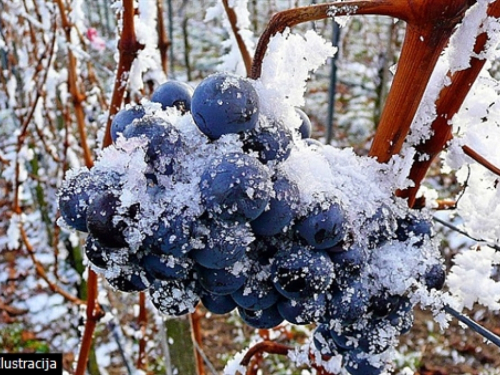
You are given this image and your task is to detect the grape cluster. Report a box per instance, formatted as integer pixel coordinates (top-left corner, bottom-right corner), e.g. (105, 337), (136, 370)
(58, 72), (445, 374)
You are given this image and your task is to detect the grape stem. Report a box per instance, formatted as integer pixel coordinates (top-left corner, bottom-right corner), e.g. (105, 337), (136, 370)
(444, 305), (500, 348)
(462, 144), (500, 177)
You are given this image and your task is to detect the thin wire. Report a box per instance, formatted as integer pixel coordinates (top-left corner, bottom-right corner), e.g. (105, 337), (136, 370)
(433, 216), (500, 251)
(444, 305), (500, 348)
(192, 339), (219, 375)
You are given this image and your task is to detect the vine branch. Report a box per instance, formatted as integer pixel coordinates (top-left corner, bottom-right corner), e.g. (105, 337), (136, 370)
(222, 0), (253, 77)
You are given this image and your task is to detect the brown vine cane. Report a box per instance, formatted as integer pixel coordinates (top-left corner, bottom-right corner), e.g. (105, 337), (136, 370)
(249, 0), (479, 195)
(399, 0), (500, 207)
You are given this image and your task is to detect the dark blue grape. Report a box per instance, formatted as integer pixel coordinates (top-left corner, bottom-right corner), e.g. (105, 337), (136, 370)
(251, 174), (300, 236)
(86, 189), (129, 248)
(231, 270), (280, 311)
(190, 220), (250, 269)
(328, 245), (366, 280)
(243, 117), (293, 164)
(277, 293), (328, 325)
(328, 280), (370, 325)
(200, 293), (237, 315)
(200, 152), (271, 222)
(387, 297), (414, 334)
(330, 321), (389, 356)
(344, 349), (385, 375)
(313, 323), (345, 357)
(191, 72), (259, 139)
(395, 213), (433, 244)
(141, 214), (194, 257)
(196, 264), (247, 296)
(423, 263), (446, 291)
(140, 253), (193, 281)
(271, 245), (334, 300)
(85, 234), (112, 269)
(106, 265), (151, 293)
(295, 108), (312, 139)
(237, 304), (284, 329)
(151, 81), (194, 113)
(58, 170), (94, 232)
(110, 105), (145, 143)
(58, 168), (122, 232)
(369, 290), (403, 319)
(149, 279), (200, 316)
(365, 205), (397, 248)
(122, 115), (183, 175)
(295, 203), (346, 249)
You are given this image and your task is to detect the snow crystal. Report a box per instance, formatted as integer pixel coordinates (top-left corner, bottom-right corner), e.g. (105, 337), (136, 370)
(6, 213), (23, 250)
(222, 346), (248, 375)
(256, 28), (337, 126)
(447, 246), (500, 311)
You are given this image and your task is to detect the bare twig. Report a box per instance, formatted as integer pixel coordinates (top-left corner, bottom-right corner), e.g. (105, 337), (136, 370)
(102, 0), (144, 148)
(240, 340), (291, 366)
(222, 0), (253, 77)
(20, 225), (84, 306)
(137, 292), (148, 371)
(157, 0), (170, 75)
(190, 307), (206, 375)
(54, 0), (94, 168)
(462, 144), (500, 177)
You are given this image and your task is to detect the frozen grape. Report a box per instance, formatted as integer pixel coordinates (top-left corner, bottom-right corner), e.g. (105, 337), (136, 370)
(196, 264), (247, 296)
(122, 115), (183, 175)
(328, 280), (370, 325)
(243, 117), (293, 164)
(189, 220), (251, 269)
(200, 293), (237, 315)
(277, 293), (328, 325)
(423, 263), (446, 291)
(271, 245), (334, 300)
(191, 72), (259, 139)
(231, 268), (280, 311)
(237, 304), (284, 329)
(149, 279), (200, 316)
(251, 174), (300, 236)
(295, 107), (312, 139)
(151, 80), (194, 113)
(110, 105), (145, 143)
(86, 189), (130, 248)
(141, 214), (194, 257)
(344, 349), (384, 375)
(140, 253), (193, 281)
(200, 152), (271, 222)
(106, 265), (151, 293)
(313, 323), (345, 357)
(395, 213), (433, 245)
(58, 170), (94, 232)
(295, 202), (346, 249)
(85, 234), (112, 269)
